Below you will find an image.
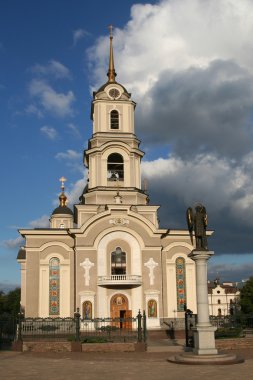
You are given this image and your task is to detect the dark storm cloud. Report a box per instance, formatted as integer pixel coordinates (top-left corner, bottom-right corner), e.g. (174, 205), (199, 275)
(208, 262), (253, 283)
(136, 60), (253, 160)
(142, 152), (253, 255)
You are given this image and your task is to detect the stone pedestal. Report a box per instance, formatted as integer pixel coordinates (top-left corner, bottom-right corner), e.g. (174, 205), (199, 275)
(189, 250), (218, 355)
(168, 249), (244, 364)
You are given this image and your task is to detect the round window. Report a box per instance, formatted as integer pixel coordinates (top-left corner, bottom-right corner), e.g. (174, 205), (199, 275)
(109, 88), (120, 99)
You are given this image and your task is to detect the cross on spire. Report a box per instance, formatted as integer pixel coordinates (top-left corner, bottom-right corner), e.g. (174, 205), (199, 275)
(58, 177), (67, 207)
(108, 24), (113, 38)
(59, 176), (67, 191)
(107, 25), (117, 82)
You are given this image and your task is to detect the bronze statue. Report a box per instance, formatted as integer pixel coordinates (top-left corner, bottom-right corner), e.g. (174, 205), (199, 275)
(186, 203), (208, 250)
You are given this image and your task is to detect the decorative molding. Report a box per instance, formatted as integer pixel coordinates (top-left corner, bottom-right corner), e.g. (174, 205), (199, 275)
(80, 258), (94, 286)
(144, 289), (160, 295)
(144, 258), (158, 286)
(109, 218), (129, 226)
(78, 290), (96, 296)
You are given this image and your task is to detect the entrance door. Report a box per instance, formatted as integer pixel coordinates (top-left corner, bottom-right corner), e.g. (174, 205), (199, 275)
(110, 294), (132, 329)
(122, 309), (132, 329)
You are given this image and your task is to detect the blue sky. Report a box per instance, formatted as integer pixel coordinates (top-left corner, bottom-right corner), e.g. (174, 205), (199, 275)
(1, 0), (253, 291)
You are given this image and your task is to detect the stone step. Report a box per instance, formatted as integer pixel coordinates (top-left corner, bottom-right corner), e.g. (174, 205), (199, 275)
(147, 329), (185, 340)
(147, 345), (184, 353)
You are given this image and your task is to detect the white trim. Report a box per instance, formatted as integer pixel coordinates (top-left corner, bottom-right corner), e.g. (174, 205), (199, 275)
(163, 241), (193, 252)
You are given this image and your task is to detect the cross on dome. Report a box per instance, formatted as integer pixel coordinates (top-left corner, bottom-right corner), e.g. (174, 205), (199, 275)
(59, 176), (67, 191)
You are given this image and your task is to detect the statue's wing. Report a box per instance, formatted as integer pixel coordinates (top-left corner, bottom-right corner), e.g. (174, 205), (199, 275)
(186, 207), (194, 245)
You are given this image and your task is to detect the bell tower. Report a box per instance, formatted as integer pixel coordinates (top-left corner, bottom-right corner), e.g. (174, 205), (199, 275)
(81, 28), (147, 206)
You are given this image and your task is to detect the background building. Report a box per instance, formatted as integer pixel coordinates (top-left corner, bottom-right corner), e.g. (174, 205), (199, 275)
(208, 279), (240, 316)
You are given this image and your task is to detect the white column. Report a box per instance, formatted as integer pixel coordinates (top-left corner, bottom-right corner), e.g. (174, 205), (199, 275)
(189, 250), (217, 355)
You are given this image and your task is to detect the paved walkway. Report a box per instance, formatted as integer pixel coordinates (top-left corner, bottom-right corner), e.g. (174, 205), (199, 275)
(0, 349), (253, 380)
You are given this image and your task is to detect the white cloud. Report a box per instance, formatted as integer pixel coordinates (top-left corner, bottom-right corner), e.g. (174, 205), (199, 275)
(73, 28), (89, 46)
(31, 60), (71, 79)
(88, 0), (253, 96)
(2, 216), (49, 250)
(55, 149), (82, 161)
(66, 123), (81, 138)
(2, 236), (24, 249)
(66, 172), (87, 207)
(142, 154), (234, 212)
(29, 79), (75, 117)
(40, 125), (58, 140)
(55, 149), (83, 173)
(29, 215), (50, 228)
(25, 104), (43, 118)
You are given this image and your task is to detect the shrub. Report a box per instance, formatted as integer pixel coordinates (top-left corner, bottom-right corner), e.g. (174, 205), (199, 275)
(82, 336), (110, 343)
(215, 327), (242, 339)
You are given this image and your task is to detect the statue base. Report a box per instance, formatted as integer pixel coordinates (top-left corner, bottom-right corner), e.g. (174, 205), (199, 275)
(192, 325), (217, 355)
(168, 352), (244, 365)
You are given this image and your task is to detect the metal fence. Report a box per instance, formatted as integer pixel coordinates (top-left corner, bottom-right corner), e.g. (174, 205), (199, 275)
(0, 317), (17, 349)
(20, 317), (76, 341)
(18, 310), (147, 343)
(80, 317), (139, 343)
(210, 315), (253, 329)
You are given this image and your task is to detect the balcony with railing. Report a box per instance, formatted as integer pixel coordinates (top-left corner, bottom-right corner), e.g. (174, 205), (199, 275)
(97, 274), (142, 287)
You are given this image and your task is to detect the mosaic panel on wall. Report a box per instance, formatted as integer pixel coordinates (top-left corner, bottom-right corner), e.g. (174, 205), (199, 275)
(148, 299), (157, 318)
(49, 257), (60, 315)
(176, 257), (186, 312)
(82, 301), (92, 319)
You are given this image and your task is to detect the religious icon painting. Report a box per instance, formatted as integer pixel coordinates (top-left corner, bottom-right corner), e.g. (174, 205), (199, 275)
(148, 299), (157, 318)
(83, 301), (92, 319)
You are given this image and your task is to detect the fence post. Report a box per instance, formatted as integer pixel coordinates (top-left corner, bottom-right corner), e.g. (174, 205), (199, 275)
(137, 310), (142, 342)
(74, 308), (81, 342)
(184, 308), (193, 347)
(17, 312), (24, 341)
(143, 310), (147, 343)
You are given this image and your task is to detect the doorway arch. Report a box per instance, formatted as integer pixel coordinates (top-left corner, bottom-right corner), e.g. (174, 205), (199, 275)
(110, 293), (132, 328)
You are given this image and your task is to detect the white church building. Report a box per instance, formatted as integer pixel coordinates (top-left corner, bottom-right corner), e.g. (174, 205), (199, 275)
(17, 31), (201, 329)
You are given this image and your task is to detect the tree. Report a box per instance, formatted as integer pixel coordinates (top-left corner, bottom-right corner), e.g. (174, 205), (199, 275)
(240, 277), (253, 314)
(0, 288), (21, 317)
(0, 291), (5, 315)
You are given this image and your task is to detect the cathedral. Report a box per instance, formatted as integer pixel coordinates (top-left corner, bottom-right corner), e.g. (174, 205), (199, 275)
(17, 31), (199, 329)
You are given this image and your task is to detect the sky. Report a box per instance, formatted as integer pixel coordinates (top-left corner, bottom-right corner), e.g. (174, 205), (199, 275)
(1, 0), (253, 291)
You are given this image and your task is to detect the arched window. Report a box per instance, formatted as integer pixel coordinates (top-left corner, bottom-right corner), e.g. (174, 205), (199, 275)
(110, 110), (119, 129)
(176, 257), (186, 312)
(82, 301), (92, 320)
(107, 153), (124, 181)
(148, 299), (157, 318)
(111, 247), (126, 275)
(49, 257), (60, 315)
(218, 299), (221, 304)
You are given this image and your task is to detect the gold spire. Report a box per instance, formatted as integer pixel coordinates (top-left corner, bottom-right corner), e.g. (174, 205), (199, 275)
(59, 177), (67, 207)
(107, 25), (117, 82)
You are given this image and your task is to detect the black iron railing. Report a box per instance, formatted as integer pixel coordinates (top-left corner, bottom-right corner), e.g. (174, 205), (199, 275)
(20, 317), (76, 341)
(0, 317), (17, 349)
(17, 310), (147, 343)
(210, 315), (253, 329)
